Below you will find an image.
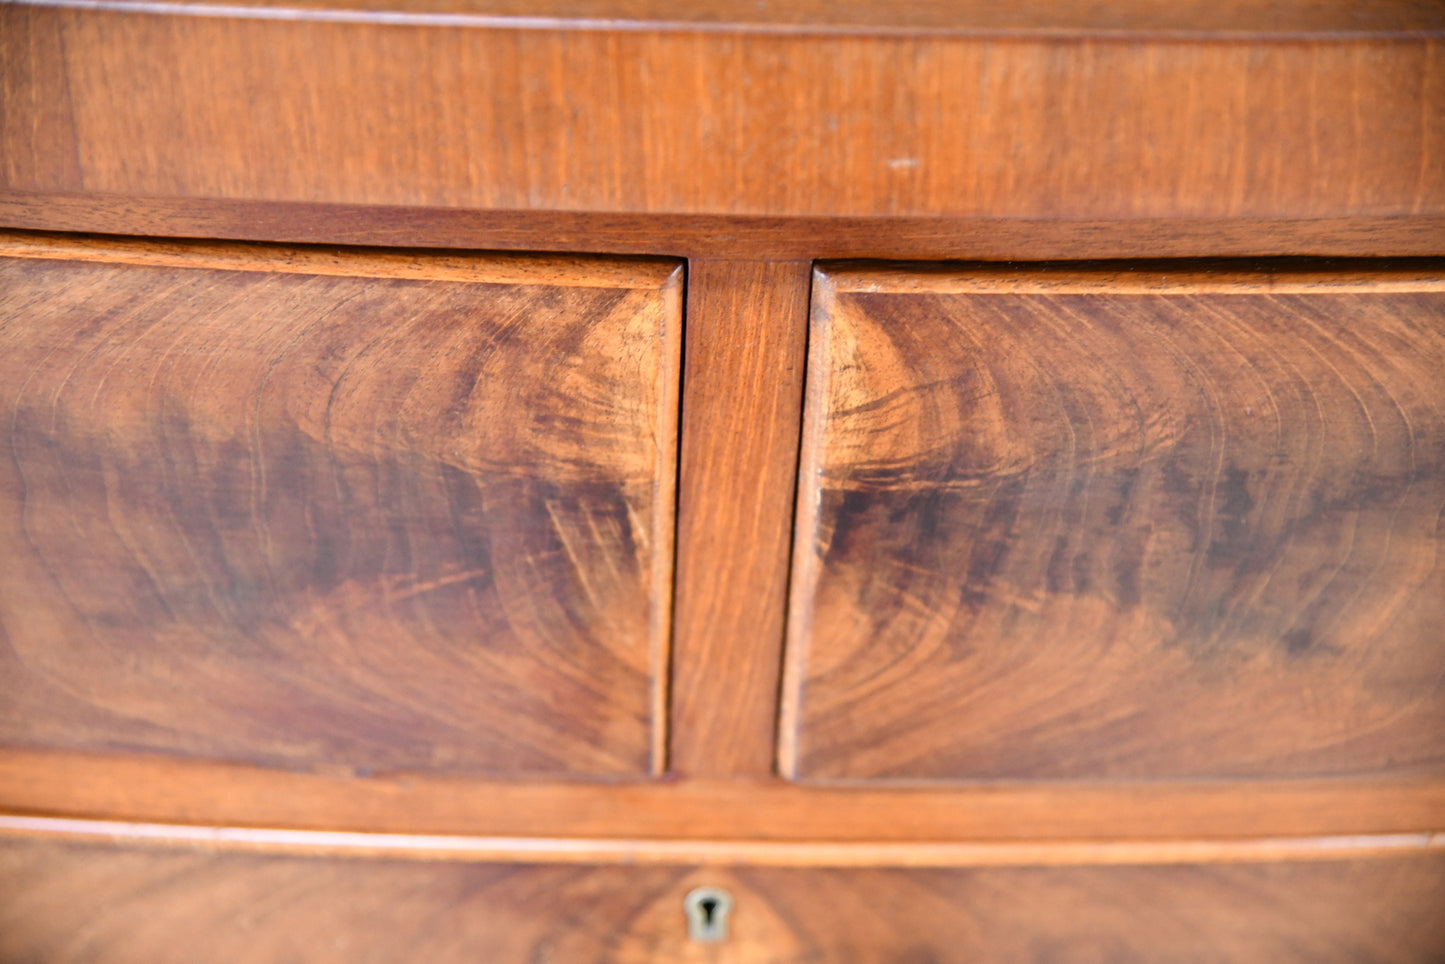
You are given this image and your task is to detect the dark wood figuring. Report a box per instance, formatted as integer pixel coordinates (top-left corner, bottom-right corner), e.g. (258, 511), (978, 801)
(4, 838), (1444, 963)
(669, 261), (811, 778)
(0, 839), (690, 964)
(3, 1), (1444, 955)
(784, 265), (1445, 782)
(4, 4), (1441, 222)
(0, 233), (682, 778)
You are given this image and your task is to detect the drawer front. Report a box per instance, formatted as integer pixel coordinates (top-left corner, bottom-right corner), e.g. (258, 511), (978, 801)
(784, 264), (1445, 781)
(0, 235), (681, 778)
(3, 838), (1444, 963)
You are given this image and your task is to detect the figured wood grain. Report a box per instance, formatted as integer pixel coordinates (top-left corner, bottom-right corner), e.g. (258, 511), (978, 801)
(3, 838), (1444, 963)
(3, 4), (1441, 221)
(0, 233), (682, 777)
(5, 749), (1443, 844)
(669, 260), (811, 777)
(784, 264), (1445, 781)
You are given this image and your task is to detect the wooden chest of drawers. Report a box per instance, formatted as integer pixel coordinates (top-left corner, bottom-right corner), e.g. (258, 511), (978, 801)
(2, 1), (1442, 960)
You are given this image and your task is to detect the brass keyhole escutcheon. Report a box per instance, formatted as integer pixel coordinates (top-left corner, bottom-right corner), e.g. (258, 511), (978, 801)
(684, 886), (733, 942)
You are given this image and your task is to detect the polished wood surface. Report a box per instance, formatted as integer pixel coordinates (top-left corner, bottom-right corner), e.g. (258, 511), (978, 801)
(4, 4), (1441, 222)
(22, 0), (1445, 34)
(4, 1), (1443, 951)
(4, 813), (1440, 868)
(4, 201), (1444, 263)
(784, 265), (1445, 781)
(4, 748), (1442, 844)
(669, 260), (811, 777)
(0, 234), (682, 778)
(4, 838), (1443, 962)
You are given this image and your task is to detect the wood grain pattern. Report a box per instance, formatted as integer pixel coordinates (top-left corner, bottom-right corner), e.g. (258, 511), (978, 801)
(0, 233), (682, 777)
(0, 7), (81, 194)
(784, 264), (1445, 781)
(669, 260), (811, 777)
(3, 838), (1444, 963)
(3, 4), (1441, 221)
(6, 749), (1443, 844)
(22, 0), (1445, 35)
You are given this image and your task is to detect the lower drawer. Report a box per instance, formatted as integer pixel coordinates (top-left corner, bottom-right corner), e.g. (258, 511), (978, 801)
(2, 838), (1443, 962)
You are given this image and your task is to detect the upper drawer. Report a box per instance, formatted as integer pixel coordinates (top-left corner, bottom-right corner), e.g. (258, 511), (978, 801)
(0, 234), (682, 779)
(5, 3), (1442, 222)
(783, 262), (1445, 782)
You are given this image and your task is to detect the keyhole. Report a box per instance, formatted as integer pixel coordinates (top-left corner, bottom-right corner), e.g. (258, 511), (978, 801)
(684, 886), (733, 942)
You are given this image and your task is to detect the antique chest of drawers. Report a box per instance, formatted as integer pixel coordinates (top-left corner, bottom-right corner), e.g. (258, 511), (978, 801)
(2, 1), (1443, 960)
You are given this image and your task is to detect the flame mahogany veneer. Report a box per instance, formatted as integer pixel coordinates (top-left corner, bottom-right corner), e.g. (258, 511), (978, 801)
(1, 1), (1443, 959)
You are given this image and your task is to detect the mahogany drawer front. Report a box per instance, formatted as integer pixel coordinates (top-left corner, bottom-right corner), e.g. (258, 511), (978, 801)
(0, 234), (682, 778)
(783, 264), (1445, 782)
(3, 837), (1443, 963)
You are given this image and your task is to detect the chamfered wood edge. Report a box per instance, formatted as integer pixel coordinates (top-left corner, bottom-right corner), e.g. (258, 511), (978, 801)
(775, 268), (836, 779)
(0, 228), (682, 289)
(649, 265), (684, 775)
(816, 259), (1445, 293)
(0, 815), (1440, 868)
(9, 0), (1445, 39)
(1, 749), (1441, 844)
(3, 196), (1444, 262)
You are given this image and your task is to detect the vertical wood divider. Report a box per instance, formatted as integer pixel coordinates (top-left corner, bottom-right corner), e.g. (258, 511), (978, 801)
(668, 259), (812, 778)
